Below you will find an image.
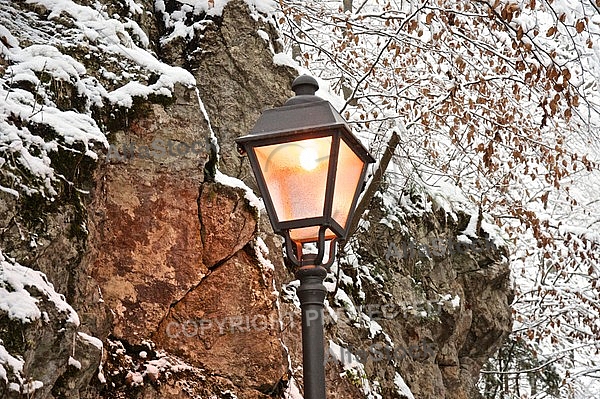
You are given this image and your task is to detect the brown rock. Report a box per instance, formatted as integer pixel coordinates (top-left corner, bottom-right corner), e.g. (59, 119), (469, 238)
(87, 88), (210, 342)
(184, 0), (296, 181)
(199, 182), (257, 267)
(154, 249), (285, 393)
(90, 167), (206, 341)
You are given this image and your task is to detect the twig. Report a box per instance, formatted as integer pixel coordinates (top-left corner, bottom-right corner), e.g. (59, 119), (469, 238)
(480, 355), (565, 375)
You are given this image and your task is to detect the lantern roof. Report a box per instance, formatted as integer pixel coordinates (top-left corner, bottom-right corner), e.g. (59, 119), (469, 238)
(237, 75), (374, 164)
(247, 100), (348, 136)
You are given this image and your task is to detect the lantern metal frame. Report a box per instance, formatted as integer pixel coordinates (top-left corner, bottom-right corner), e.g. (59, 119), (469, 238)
(236, 78), (374, 268)
(236, 75), (375, 399)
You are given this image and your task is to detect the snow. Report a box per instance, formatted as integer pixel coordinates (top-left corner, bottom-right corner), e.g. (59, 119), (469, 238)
(450, 295), (460, 310)
(0, 185), (20, 198)
(273, 52), (298, 68)
(97, 367), (106, 384)
(361, 314), (383, 339)
(1, 0), (197, 197)
(8, 382), (20, 391)
(438, 294), (461, 310)
(124, 0), (143, 15)
(24, 0), (194, 85)
(68, 356), (82, 370)
(215, 169), (265, 211)
(283, 377), (304, 399)
(196, 89), (220, 157)
(257, 29), (269, 42)
(157, 1), (211, 44)
(142, 351), (195, 375)
(21, 380), (43, 394)
(0, 252), (79, 325)
(394, 372), (415, 399)
(245, 0), (278, 15)
(328, 340), (363, 370)
(126, 370), (144, 386)
(0, 344), (24, 383)
(327, 340), (383, 398)
(0, 343), (42, 393)
(253, 237), (275, 271)
(281, 279), (301, 309)
(461, 213), (478, 238)
(158, 0), (277, 44)
(77, 331), (103, 350)
(333, 288), (358, 321)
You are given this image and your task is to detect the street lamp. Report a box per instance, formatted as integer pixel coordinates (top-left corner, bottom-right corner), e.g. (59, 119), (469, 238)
(236, 75), (375, 399)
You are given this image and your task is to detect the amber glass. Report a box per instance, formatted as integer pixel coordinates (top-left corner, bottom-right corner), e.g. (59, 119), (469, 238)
(331, 139), (365, 228)
(289, 226), (336, 243)
(254, 136), (332, 223)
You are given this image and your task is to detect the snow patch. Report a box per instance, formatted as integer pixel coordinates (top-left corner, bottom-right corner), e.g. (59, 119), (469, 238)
(273, 52), (299, 68)
(283, 377), (304, 399)
(327, 340), (383, 398)
(215, 170), (265, 211)
(68, 356), (82, 370)
(254, 237), (275, 271)
(394, 372), (415, 399)
(0, 344), (24, 383)
(0, 252), (79, 325)
(77, 331), (103, 350)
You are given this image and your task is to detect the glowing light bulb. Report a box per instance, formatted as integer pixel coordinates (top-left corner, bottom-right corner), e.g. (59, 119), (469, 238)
(299, 147), (318, 171)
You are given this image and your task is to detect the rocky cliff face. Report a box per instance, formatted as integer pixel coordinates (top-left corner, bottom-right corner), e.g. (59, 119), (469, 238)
(311, 187), (513, 398)
(0, 1), (512, 398)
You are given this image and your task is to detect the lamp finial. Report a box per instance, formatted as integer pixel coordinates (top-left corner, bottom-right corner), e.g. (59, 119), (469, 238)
(292, 75), (319, 96)
(286, 75), (321, 105)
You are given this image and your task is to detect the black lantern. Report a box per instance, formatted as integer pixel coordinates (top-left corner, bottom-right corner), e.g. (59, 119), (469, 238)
(236, 75), (374, 399)
(236, 75), (374, 267)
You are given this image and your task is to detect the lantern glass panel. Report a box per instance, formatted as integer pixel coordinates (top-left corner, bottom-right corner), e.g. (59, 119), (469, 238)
(289, 226), (336, 243)
(254, 136), (332, 222)
(331, 139), (365, 229)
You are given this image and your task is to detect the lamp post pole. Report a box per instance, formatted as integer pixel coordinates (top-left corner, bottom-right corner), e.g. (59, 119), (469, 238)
(235, 75), (375, 399)
(296, 265), (328, 399)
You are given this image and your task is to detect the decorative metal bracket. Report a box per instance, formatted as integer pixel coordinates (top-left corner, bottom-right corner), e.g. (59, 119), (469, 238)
(283, 226), (338, 269)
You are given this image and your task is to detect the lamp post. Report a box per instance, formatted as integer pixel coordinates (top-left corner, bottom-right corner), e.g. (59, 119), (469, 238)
(236, 75), (375, 399)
